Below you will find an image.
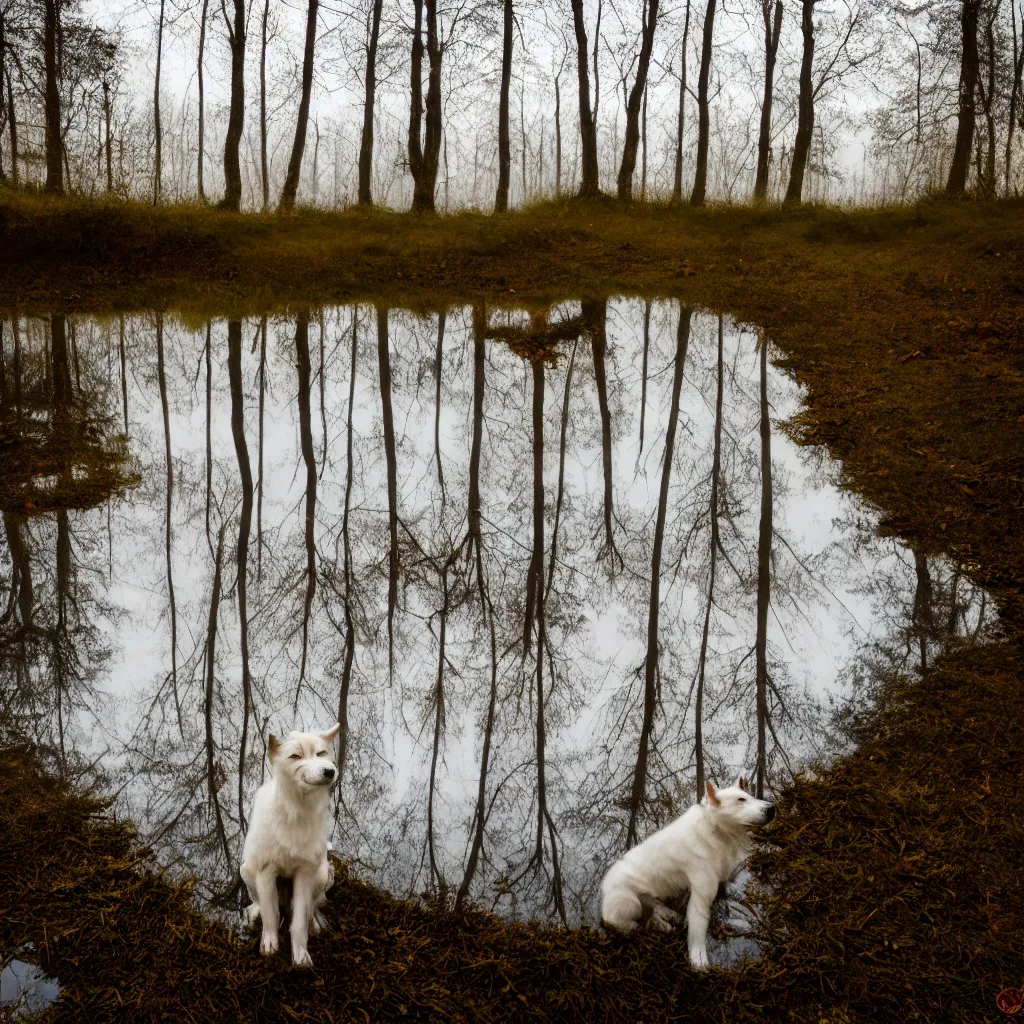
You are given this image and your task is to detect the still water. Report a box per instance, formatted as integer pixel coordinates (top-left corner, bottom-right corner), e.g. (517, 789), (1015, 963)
(0, 300), (987, 944)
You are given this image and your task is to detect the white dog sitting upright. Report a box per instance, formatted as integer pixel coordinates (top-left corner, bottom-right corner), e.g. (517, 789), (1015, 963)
(240, 724), (341, 967)
(601, 777), (775, 970)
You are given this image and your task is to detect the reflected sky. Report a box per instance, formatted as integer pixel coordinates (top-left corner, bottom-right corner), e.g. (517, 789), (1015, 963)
(0, 302), (989, 939)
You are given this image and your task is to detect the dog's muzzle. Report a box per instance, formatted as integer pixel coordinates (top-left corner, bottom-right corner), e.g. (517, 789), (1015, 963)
(321, 766), (336, 782)
(762, 805), (776, 823)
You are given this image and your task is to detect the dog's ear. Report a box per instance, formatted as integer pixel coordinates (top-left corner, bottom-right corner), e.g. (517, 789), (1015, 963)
(736, 775), (748, 792)
(319, 723), (342, 743)
(268, 734), (280, 761)
(705, 780), (721, 807)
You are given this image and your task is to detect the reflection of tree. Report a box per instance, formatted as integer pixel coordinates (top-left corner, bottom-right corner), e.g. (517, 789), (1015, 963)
(156, 314), (182, 735)
(627, 304), (692, 847)
(377, 306), (399, 682)
(754, 337), (772, 799)
(295, 312), (318, 704)
(227, 321), (254, 824)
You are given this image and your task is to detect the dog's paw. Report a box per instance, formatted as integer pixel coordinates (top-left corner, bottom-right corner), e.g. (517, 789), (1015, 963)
(292, 948), (313, 968)
(649, 905), (681, 932)
(689, 947), (711, 971)
(260, 932), (280, 956)
(311, 910), (327, 935)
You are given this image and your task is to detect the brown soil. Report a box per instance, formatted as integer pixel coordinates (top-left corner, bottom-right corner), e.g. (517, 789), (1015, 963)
(2, 190), (1024, 1022)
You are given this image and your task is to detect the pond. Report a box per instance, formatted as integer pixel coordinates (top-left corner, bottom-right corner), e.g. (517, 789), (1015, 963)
(0, 300), (988, 959)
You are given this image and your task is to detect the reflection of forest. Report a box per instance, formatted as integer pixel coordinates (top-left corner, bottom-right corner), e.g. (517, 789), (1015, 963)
(0, 304), (991, 927)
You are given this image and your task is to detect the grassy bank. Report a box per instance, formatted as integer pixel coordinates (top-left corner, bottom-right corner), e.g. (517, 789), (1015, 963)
(2, 190), (1024, 1021)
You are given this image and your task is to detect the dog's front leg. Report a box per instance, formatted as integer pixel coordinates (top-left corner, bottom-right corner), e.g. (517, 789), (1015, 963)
(289, 869), (315, 967)
(686, 884), (715, 971)
(253, 869), (281, 956)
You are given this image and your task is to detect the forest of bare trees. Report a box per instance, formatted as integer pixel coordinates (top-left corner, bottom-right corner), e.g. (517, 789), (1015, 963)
(0, 0), (1022, 210)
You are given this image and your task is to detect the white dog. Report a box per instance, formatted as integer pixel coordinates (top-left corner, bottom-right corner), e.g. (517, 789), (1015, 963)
(240, 724), (341, 967)
(601, 777), (775, 969)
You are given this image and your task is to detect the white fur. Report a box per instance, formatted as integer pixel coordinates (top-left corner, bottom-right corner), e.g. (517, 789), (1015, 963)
(240, 724), (341, 967)
(601, 778), (775, 970)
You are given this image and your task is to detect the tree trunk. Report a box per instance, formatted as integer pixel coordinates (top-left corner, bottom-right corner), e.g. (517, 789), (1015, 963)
(357, 0), (384, 205)
(946, 0), (980, 196)
(259, 0), (269, 209)
(617, 0), (660, 201)
(43, 0), (63, 194)
(1006, 3), (1023, 193)
(279, 0), (318, 211)
(690, 0), (717, 205)
(671, 0), (691, 202)
(785, 0), (815, 204)
(753, 0), (783, 201)
(5, 66), (17, 187)
(421, 0), (443, 211)
(571, 0), (600, 196)
(639, 299), (650, 453)
(220, 0), (246, 211)
(626, 305), (691, 848)
(204, 524), (232, 866)
(495, 0), (513, 211)
(980, 10), (997, 197)
(198, 0), (210, 201)
(154, 0), (165, 204)
(754, 337), (772, 798)
(555, 73), (562, 196)
(102, 79), (113, 192)
(408, 0), (425, 203)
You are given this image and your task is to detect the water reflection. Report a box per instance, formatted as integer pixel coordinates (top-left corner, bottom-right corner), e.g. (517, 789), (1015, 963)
(0, 303), (989, 936)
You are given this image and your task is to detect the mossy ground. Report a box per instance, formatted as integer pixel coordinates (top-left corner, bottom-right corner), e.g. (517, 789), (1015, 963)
(1, 189), (1023, 1022)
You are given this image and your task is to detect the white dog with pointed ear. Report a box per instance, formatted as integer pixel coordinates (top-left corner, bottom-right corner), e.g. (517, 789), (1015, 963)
(240, 724), (341, 967)
(601, 777), (775, 970)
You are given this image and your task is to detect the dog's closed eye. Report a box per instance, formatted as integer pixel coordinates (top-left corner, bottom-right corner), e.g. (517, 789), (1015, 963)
(289, 753), (302, 760)
(315, 750), (329, 757)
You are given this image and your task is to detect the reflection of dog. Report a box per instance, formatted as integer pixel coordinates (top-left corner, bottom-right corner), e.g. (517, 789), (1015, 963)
(240, 725), (341, 966)
(601, 778), (775, 969)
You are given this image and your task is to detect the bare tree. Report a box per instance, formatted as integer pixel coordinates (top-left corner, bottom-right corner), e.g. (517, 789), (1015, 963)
(280, 0), (319, 211)
(947, 0), (981, 195)
(153, 0), (165, 204)
(357, 0), (384, 205)
(753, 0), (783, 200)
(197, 0), (210, 201)
(43, 0), (63, 193)
(571, 0), (601, 196)
(691, 0), (718, 205)
(494, 0), (514, 211)
(408, 0), (444, 211)
(259, 0), (270, 209)
(617, 0), (660, 200)
(220, 0), (246, 210)
(672, 0), (692, 202)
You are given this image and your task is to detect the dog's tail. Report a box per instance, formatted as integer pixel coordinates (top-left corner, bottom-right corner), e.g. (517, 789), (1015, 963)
(601, 880), (643, 935)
